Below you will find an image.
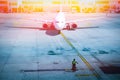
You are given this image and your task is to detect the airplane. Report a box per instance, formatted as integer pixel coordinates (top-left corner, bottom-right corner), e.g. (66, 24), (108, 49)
(41, 11), (101, 31)
(13, 11), (101, 31)
(42, 11), (78, 31)
(12, 5), (104, 35)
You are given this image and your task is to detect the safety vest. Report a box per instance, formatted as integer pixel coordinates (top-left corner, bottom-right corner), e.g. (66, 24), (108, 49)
(72, 61), (77, 64)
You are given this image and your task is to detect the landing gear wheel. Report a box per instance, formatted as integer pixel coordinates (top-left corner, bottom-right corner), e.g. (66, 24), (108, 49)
(58, 30), (61, 34)
(66, 23), (70, 30)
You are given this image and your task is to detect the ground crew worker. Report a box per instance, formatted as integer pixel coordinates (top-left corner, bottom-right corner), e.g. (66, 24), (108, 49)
(72, 59), (78, 72)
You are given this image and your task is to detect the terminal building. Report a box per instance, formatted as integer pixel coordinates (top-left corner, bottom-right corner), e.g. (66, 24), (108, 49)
(0, 0), (120, 13)
(0, 0), (9, 12)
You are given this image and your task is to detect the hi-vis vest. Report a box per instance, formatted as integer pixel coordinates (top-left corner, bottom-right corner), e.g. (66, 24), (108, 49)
(72, 61), (77, 64)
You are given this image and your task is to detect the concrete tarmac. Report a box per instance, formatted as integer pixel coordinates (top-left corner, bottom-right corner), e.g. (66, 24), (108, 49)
(0, 13), (120, 80)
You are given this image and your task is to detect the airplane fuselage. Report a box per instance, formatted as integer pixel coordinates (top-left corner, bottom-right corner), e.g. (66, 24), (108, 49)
(42, 12), (77, 30)
(53, 12), (66, 30)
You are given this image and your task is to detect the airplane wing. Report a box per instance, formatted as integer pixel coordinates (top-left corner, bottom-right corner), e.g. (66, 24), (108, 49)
(11, 18), (100, 30)
(10, 26), (46, 30)
(12, 14), (105, 30)
(11, 18), (53, 30)
(64, 16), (105, 29)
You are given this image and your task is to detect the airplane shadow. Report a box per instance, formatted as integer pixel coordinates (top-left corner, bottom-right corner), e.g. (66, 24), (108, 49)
(45, 30), (60, 36)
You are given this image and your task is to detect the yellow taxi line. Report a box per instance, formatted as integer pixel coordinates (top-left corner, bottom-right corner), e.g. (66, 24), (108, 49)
(60, 32), (102, 80)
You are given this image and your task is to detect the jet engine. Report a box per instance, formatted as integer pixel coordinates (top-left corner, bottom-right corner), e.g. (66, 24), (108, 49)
(66, 23), (77, 30)
(42, 23), (48, 29)
(71, 23), (77, 29)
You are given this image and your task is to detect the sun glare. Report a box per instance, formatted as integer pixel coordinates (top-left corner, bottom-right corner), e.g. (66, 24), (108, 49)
(0, 0), (120, 13)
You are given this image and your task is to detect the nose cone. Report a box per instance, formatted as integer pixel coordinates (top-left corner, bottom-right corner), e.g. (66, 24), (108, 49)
(54, 12), (66, 30)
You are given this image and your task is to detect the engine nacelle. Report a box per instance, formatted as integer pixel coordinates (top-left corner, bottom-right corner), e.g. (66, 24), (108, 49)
(43, 22), (56, 30)
(42, 23), (48, 29)
(50, 23), (56, 30)
(71, 23), (77, 29)
(66, 23), (77, 30)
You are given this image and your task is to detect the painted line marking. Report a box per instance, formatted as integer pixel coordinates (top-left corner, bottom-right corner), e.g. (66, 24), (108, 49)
(60, 32), (93, 70)
(20, 68), (85, 72)
(60, 32), (102, 80)
(75, 74), (97, 77)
